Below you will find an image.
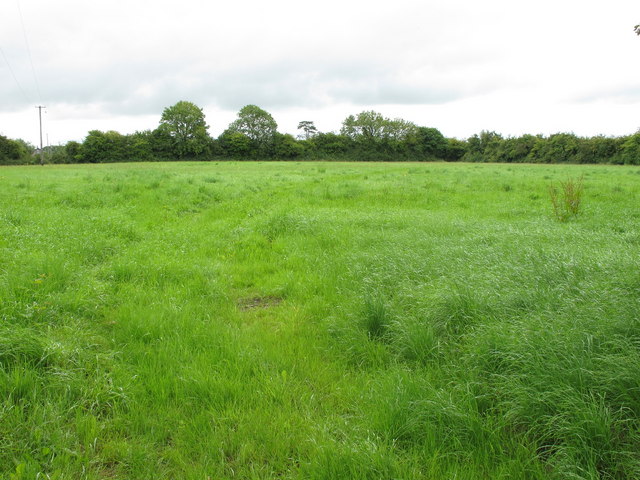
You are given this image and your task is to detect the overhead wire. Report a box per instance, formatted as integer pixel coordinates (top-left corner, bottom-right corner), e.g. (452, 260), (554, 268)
(16, 0), (43, 104)
(0, 45), (32, 103)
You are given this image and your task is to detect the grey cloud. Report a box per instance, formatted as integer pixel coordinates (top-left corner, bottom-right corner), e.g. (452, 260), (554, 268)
(327, 79), (461, 106)
(111, 59), (472, 115)
(2, 47), (495, 122)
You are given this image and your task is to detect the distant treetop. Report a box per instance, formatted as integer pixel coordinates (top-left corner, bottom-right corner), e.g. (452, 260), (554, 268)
(158, 100), (210, 158)
(227, 105), (278, 147)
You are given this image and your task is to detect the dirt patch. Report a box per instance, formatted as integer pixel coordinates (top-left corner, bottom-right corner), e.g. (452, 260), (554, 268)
(237, 295), (283, 311)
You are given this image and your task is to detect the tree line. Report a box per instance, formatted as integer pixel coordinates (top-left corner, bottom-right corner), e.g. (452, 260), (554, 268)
(1, 101), (639, 165)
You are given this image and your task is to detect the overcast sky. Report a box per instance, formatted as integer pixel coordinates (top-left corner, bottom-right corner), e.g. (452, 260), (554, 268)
(1, 0), (638, 146)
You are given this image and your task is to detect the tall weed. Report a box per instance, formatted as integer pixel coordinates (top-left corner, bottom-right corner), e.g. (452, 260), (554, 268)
(549, 176), (584, 221)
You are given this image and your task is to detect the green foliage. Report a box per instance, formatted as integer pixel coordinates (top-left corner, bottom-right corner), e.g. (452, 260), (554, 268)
(492, 134), (539, 163)
(464, 130), (504, 162)
(227, 104), (278, 156)
(549, 176), (584, 221)
(0, 135), (30, 165)
(297, 120), (318, 140)
(158, 100), (211, 158)
(2, 102), (636, 165)
(412, 127), (448, 158)
(575, 135), (623, 164)
(45, 145), (70, 164)
(457, 132), (627, 165)
(530, 133), (580, 163)
(148, 127), (174, 160)
(13, 139), (35, 157)
(443, 137), (467, 161)
(341, 111), (385, 140)
(341, 110), (417, 142)
(65, 141), (83, 163)
(125, 131), (154, 162)
(337, 111), (427, 161)
(218, 130), (252, 158)
(620, 132), (640, 165)
(274, 133), (304, 159)
(305, 132), (352, 158)
(81, 130), (129, 163)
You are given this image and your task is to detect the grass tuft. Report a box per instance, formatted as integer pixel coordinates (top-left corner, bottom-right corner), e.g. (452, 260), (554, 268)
(360, 292), (390, 340)
(549, 175), (584, 221)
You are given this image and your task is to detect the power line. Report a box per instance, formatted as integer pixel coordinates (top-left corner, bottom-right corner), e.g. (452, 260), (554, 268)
(16, 0), (42, 103)
(14, 0), (47, 152)
(0, 45), (31, 103)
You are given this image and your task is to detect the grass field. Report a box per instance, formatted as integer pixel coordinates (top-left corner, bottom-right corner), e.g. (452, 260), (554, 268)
(1, 161), (639, 479)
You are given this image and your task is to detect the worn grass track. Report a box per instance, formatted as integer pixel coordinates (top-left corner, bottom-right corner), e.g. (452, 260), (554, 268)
(1, 161), (639, 479)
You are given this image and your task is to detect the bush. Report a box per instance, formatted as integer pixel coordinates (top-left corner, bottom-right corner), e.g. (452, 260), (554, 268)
(0, 135), (30, 165)
(619, 132), (640, 165)
(274, 133), (305, 159)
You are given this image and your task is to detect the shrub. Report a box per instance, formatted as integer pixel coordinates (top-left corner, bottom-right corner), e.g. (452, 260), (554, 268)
(620, 132), (640, 165)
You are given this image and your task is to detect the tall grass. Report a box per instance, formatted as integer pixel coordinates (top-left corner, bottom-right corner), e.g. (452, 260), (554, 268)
(0, 161), (638, 478)
(549, 175), (584, 221)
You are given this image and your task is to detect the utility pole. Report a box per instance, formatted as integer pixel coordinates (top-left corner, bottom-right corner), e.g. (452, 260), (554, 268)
(36, 105), (45, 165)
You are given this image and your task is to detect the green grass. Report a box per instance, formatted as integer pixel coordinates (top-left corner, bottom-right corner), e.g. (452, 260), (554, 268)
(1, 161), (639, 479)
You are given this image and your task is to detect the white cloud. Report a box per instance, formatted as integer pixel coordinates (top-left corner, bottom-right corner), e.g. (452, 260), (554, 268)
(1, 0), (639, 144)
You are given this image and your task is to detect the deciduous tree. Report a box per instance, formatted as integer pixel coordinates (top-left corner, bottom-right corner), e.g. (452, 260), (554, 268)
(0, 135), (28, 165)
(274, 133), (304, 158)
(227, 105), (277, 155)
(341, 111), (387, 140)
(82, 130), (129, 163)
(620, 132), (640, 165)
(158, 101), (210, 158)
(414, 127), (448, 158)
(218, 130), (252, 158)
(340, 111), (417, 141)
(64, 141), (83, 163)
